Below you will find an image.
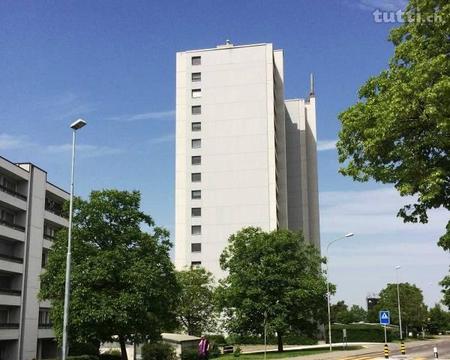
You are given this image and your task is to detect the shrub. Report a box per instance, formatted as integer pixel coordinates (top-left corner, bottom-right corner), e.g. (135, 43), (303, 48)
(181, 349), (197, 360)
(99, 350), (122, 360)
(227, 333), (317, 345)
(207, 335), (227, 345)
(233, 346), (241, 358)
(142, 342), (177, 360)
(328, 324), (400, 343)
(69, 342), (99, 356)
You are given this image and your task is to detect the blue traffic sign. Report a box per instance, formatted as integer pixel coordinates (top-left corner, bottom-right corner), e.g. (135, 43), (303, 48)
(379, 310), (390, 325)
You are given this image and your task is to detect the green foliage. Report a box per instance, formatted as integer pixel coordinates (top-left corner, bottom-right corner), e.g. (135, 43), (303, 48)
(331, 301), (367, 324)
(141, 342), (177, 360)
(180, 349), (198, 360)
(374, 283), (427, 331)
(426, 303), (450, 334)
(207, 334), (227, 345)
(440, 274), (450, 309)
(228, 333), (316, 345)
(329, 324), (399, 342)
(233, 346), (241, 358)
(99, 353), (122, 360)
(337, 0), (449, 231)
(69, 342), (99, 356)
(39, 190), (180, 355)
(176, 267), (217, 335)
(217, 228), (327, 351)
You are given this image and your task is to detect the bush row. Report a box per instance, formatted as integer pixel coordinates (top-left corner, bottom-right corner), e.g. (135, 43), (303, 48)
(328, 324), (400, 343)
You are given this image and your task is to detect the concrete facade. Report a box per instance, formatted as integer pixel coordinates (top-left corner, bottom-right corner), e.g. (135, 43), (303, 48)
(175, 42), (320, 280)
(0, 156), (67, 360)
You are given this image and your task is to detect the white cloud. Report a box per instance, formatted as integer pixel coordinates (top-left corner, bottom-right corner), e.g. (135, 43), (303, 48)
(317, 139), (337, 151)
(44, 144), (124, 158)
(110, 110), (175, 122)
(148, 134), (175, 145)
(0, 133), (33, 150)
(345, 0), (408, 11)
(320, 187), (449, 236)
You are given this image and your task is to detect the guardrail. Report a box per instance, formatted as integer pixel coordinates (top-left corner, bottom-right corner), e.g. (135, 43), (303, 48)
(0, 184), (27, 201)
(0, 219), (25, 232)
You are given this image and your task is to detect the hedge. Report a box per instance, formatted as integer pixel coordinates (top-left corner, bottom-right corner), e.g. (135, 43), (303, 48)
(227, 334), (317, 345)
(328, 323), (400, 343)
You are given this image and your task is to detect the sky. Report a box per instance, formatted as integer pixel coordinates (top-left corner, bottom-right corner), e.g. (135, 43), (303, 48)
(0, 0), (448, 308)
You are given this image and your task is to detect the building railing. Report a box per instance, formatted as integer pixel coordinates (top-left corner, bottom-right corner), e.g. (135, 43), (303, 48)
(0, 219), (25, 232)
(44, 206), (65, 218)
(0, 253), (23, 263)
(0, 184), (27, 201)
(0, 288), (21, 296)
(38, 323), (53, 329)
(0, 322), (19, 329)
(43, 233), (55, 241)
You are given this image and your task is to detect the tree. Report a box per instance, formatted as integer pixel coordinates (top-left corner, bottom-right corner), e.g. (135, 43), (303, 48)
(337, 0), (450, 310)
(176, 267), (217, 335)
(217, 227), (328, 352)
(331, 301), (348, 323)
(376, 283), (427, 335)
(40, 190), (180, 360)
(331, 301), (367, 324)
(427, 303), (450, 334)
(440, 274), (450, 309)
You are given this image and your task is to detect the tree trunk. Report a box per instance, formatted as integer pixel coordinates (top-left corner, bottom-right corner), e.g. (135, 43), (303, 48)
(119, 335), (128, 360)
(277, 332), (284, 352)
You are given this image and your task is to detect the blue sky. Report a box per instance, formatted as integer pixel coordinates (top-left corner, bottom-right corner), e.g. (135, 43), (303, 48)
(1, 0), (448, 308)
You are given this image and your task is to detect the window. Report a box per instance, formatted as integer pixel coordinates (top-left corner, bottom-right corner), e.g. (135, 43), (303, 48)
(191, 207), (201, 217)
(191, 261), (202, 268)
(192, 72), (201, 82)
(192, 89), (202, 98)
(191, 190), (201, 199)
(191, 56), (201, 65)
(39, 309), (51, 326)
(192, 156), (201, 165)
(192, 122), (201, 131)
(191, 243), (201, 252)
(191, 139), (201, 149)
(191, 173), (201, 182)
(192, 105), (201, 115)
(191, 225), (201, 235)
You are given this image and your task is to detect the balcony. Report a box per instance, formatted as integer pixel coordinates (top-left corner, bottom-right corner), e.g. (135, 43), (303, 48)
(0, 288), (21, 296)
(0, 184), (26, 201)
(0, 322), (19, 329)
(44, 210), (68, 228)
(0, 254), (22, 264)
(0, 219), (25, 233)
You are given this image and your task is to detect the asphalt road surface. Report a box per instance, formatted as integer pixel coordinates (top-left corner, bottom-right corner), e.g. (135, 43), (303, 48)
(336, 336), (450, 360)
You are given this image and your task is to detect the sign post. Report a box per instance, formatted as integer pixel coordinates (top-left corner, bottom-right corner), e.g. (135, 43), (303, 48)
(379, 311), (390, 359)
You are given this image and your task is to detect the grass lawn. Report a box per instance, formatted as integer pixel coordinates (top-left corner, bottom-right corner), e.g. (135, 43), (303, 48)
(219, 346), (363, 360)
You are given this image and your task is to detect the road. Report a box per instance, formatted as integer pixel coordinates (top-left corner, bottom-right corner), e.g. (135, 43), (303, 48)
(334, 337), (448, 360)
(289, 336), (450, 360)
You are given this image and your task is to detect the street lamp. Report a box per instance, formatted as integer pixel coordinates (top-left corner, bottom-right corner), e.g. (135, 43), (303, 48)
(325, 233), (354, 351)
(62, 118), (87, 360)
(395, 265), (403, 341)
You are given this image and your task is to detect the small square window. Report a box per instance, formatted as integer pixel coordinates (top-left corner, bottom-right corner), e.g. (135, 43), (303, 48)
(192, 156), (201, 165)
(192, 73), (201, 82)
(191, 207), (201, 217)
(192, 122), (201, 132)
(191, 261), (202, 268)
(192, 139), (201, 149)
(191, 243), (202, 252)
(191, 173), (201, 182)
(191, 190), (201, 199)
(192, 105), (201, 115)
(191, 225), (201, 235)
(192, 89), (202, 98)
(192, 56), (201, 66)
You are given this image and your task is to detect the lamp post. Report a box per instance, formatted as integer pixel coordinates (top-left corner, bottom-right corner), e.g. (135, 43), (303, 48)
(62, 118), (87, 360)
(395, 265), (403, 340)
(325, 233), (354, 351)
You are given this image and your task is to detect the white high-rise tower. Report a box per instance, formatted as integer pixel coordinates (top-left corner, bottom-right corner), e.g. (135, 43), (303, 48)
(175, 42), (320, 279)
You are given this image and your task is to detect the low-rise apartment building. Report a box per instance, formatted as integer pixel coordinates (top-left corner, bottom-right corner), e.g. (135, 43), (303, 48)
(0, 156), (68, 360)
